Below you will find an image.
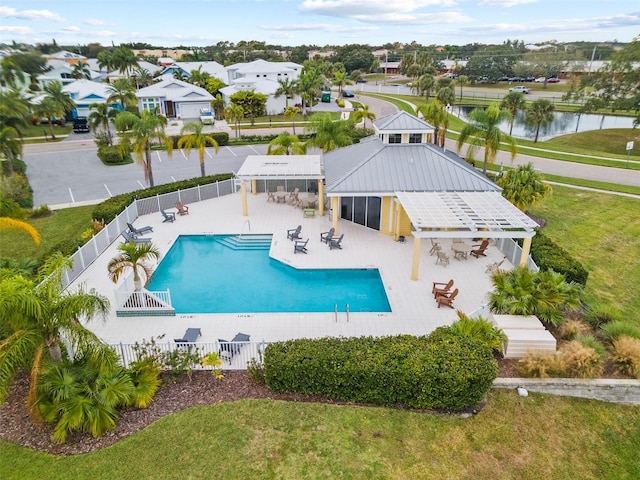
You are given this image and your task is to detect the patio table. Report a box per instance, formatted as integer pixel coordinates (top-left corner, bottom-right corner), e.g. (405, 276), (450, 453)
(451, 243), (472, 260)
(274, 191), (288, 203)
(298, 193), (318, 208)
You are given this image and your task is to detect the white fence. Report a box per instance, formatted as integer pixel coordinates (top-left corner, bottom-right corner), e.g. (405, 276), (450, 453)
(60, 179), (235, 289)
(111, 340), (268, 371)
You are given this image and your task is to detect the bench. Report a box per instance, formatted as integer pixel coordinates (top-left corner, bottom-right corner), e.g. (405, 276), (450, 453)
(303, 208), (315, 218)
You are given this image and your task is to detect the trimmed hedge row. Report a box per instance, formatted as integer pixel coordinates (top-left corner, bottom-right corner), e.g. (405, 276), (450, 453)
(264, 330), (498, 411)
(91, 173), (234, 223)
(169, 131), (229, 148)
(97, 146), (132, 165)
(531, 232), (589, 286)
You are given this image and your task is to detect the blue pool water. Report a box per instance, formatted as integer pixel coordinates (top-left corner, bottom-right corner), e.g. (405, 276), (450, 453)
(147, 235), (391, 314)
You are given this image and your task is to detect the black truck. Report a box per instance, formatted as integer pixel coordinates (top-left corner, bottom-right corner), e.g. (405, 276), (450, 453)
(72, 117), (90, 133)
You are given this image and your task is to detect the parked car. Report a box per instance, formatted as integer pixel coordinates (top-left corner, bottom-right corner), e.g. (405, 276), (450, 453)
(534, 77), (546, 83)
(524, 76), (536, 82)
(356, 79), (368, 83)
(508, 86), (531, 94)
(199, 108), (214, 125)
(72, 117), (90, 133)
(547, 77), (561, 83)
(342, 90), (355, 98)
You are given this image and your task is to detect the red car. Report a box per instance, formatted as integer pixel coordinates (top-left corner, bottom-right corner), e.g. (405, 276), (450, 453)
(547, 77), (561, 83)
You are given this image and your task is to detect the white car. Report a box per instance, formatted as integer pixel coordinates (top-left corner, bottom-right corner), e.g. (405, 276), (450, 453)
(508, 86), (531, 94)
(534, 77), (546, 83)
(199, 108), (214, 125)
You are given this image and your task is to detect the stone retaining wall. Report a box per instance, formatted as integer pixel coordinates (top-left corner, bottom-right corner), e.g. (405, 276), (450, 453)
(493, 378), (640, 405)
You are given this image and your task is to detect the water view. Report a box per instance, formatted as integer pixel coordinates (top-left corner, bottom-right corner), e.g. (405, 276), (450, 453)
(456, 106), (635, 141)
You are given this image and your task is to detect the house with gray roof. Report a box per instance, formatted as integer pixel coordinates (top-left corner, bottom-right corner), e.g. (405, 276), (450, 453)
(159, 61), (227, 83)
(135, 78), (213, 119)
(62, 79), (121, 118)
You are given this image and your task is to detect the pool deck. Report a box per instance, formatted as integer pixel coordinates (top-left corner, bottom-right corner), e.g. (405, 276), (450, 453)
(72, 192), (512, 345)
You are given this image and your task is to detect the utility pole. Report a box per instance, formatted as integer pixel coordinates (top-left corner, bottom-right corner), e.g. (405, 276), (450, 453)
(588, 45), (596, 74)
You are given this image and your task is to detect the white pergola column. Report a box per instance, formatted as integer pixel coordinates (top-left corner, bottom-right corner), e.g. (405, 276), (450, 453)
(331, 196), (339, 233)
(240, 181), (248, 216)
(520, 237), (532, 266)
(318, 181), (325, 216)
(411, 236), (422, 281)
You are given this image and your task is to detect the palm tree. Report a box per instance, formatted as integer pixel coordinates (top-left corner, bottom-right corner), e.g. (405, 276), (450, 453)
(224, 104), (244, 139)
(488, 266), (581, 327)
(456, 103), (518, 175)
(352, 104), (376, 129)
(0, 126), (22, 174)
(455, 75), (469, 101)
(526, 99), (555, 143)
(0, 58), (26, 88)
(306, 113), (352, 153)
(88, 103), (117, 145)
(297, 68), (323, 114)
(0, 216), (40, 244)
(415, 74), (435, 100)
(70, 61), (91, 80)
(0, 253), (110, 419)
(211, 93), (225, 121)
(332, 71), (351, 94)
(112, 46), (138, 78)
(188, 66), (210, 88)
(107, 240), (160, 291)
(418, 99), (448, 146)
(283, 106), (300, 134)
(274, 77), (298, 109)
(497, 162), (552, 212)
(267, 132), (307, 155)
(0, 89), (30, 136)
(33, 97), (64, 140)
(117, 109), (173, 187)
(43, 81), (76, 119)
(97, 50), (115, 73)
(132, 67), (153, 89)
(177, 122), (220, 177)
(436, 87), (456, 109)
(106, 78), (137, 110)
(500, 91), (527, 136)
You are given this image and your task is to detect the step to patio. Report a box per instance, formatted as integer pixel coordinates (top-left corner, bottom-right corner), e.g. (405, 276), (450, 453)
(214, 234), (272, 251)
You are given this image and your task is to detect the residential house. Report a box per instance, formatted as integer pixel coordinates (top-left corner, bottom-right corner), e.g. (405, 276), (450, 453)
(135, 78), (213, 119)
(62, 79), (121, 118)
(37, 59), (102, 88)
(159, 61), (227, 83)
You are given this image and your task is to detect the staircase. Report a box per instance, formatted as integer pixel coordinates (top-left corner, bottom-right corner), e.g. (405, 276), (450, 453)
(213, 234), (272, 251)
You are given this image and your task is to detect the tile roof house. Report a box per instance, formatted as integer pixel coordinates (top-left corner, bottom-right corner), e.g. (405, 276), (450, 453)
(135, 78), (213, 119)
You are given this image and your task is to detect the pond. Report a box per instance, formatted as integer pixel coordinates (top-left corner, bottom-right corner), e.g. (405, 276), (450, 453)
(456, 106), (635, 141)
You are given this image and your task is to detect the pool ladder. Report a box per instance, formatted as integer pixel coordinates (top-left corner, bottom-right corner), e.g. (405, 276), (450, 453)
(334, 304), (349, 323)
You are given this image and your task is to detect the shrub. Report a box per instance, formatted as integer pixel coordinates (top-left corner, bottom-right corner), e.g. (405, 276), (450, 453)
(0, 173), (33, 208)
(201, 352), (224, 379)
(449, 313), (507, 353)
(517, 352), (560, 378)
(600, 321), (640, 343)
(530, 232), (589, 286)
(128, 358), (162, 408)
(93, 131), (110, 148)
(97, 145), (131, 165)
(0, 197), (27, 219)
(573, 334), (606, 358)
(557, 319), (590, 340)
(584, 303), (621, 329)
(611, 336), (640, 378)
(558, 341), (603, 378)
(264, 333), (497, 411)
(30, 204), (52, 218)
(91, 173), (234, 223)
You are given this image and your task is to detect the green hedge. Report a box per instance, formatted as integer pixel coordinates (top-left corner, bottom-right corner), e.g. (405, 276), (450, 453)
(97, 146), (132, 165)
(531, 232), (589, 286)
(91, 173), (234, 223)
(169, 131), (229, 148)
(263, 331), (497, 411)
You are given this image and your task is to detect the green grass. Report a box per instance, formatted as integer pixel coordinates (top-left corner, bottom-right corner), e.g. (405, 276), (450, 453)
(1, 391), (638, 480)
(530, 185), (640, 325)
(547, 129), (640, 157)
(0, 205), (95, 262)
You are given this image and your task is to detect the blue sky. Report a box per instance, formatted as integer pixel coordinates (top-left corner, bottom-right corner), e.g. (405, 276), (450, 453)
(1, 1), (638, 48)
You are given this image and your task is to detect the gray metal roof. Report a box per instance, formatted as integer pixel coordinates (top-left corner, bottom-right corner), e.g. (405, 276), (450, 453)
(373, 111), (434, 133)
(324, 138), (500, 194)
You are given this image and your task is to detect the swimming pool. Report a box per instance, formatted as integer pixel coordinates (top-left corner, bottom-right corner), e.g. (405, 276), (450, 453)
(147, 235), (392, 314)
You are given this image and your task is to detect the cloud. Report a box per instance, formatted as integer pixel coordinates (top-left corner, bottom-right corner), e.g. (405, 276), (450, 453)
(0, 26), (33, 36)
(0, 7), (65, 22)
(262, 23), (378, 33)
(300, 0), (457, 17)
(478, 0), (538, 7)
(84, 18), (106, 26)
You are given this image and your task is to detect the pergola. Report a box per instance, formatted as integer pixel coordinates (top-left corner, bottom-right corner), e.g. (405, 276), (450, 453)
(235, 155), (325, 216)
(394, 191), (540, 280)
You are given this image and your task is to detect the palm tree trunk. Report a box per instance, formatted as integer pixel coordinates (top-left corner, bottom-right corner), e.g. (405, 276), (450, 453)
(28, 345), (45, 423)
(509, 120), (514, 136)
(483, 148), (489, 175)
(48, 120), (56, 140)
(534, 124), (541, 143)
(47, 338), (63, 362)
(145, 144), (154, 187)
(200, 159), (206, 177)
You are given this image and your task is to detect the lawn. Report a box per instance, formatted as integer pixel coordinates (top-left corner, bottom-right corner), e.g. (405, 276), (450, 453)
(1, 391), (638, 480)
(0, 205), (95, 263)
(530, 185), (640, 325)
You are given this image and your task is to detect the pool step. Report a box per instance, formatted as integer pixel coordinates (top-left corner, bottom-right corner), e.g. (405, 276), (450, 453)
(214, 234), (272, 251)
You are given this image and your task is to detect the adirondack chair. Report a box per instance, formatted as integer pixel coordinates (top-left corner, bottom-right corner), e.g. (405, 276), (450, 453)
(287, 225), (302, 241)
(432, 279), (454, 298)
(320, 228), (335, 244)
(294, 238), (308, 254)
(436, 288), (459, 308)
(470, 239), (490, 258)
(176, 201), (189, 215)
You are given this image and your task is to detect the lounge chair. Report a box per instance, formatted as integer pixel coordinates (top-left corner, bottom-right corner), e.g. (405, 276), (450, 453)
(435, 250), (449, 266)
(161, 209), (176, 223)
(294, 238), (308, 254)
(320, 228), (335, 244)
(218, 332), (250, 363)
(329, 234), (344, 250)
(121, 231), (151, 244)
(174, 327), (201, 343)
(287, 225), (302, 241)
(432, 279), (454, 298)
(127, 222), (153, 237)
(470, 239), (490, 258)
(436, 288), (458, 308)
(176, 201), (189, 215)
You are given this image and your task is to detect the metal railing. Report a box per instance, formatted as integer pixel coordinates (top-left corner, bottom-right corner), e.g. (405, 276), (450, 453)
(111, 340), (268, 370)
